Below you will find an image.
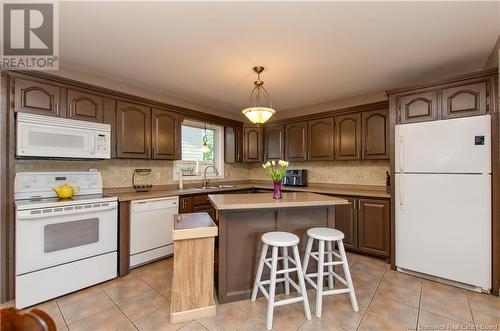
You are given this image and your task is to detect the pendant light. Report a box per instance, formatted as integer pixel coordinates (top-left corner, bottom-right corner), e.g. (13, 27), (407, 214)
(241, 66), (276, 124)
(201, 122), (209, 153)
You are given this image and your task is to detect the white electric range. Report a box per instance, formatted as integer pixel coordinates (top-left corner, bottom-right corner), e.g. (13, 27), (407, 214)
(14, 171), (118, 308)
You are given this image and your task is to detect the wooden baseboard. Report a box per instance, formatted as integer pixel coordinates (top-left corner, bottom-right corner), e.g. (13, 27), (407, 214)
(170, 305), (216, 324)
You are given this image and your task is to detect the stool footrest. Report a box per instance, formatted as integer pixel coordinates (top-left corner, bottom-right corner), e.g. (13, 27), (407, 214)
(304, 275), (318, 290)
(323, 288), (351, 295)
(305, 271), (348, 287)
(264, 256), (296, 270)
(323, 261), (343, 266)
(257, 284), (269, 300)
(309, 250), (342, 261)
(274, 296), (305, 307)
(276, 267), (298, 275)
(259, 278), (287, 286)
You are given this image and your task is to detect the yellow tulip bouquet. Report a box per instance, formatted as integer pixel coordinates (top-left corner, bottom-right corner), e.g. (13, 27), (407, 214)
(262, 160), (289, 199)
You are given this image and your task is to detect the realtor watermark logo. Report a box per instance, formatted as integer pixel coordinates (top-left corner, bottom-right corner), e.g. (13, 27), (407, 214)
(2, 1), (59, 70)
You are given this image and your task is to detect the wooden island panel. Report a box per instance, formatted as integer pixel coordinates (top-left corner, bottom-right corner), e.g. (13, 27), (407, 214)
(171, 213), (218, 323)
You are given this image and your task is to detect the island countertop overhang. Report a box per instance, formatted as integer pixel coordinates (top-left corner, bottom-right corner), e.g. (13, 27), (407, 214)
(208, 192), (349, 210)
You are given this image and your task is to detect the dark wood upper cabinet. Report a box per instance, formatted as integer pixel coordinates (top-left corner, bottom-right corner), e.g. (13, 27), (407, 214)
(397, 90), (438, 124)
(151, 108), (180, 160)
(225, 127), (237, 163)
(335, 113), (361, 160)
(361, 109), (389, 160)
(264, 124), (285, 161)
(236, 127), (243, 163)
(225, 127), (243, 163)
(358, 198), (390, 257)
(102, 98), (117, 158)
(14, 78), (62, 117)
(67, 89), (104, 123)
(243, 127), (262, 163)
(441, 81), (488, 119)
(285, 121), (308, 161)
(308, 117), (334, 161)
(116, 101), (151, 159)
(334, 197), (357, 250)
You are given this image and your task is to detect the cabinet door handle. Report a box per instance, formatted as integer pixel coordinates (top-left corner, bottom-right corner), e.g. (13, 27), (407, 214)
(352, 200), (356, 210)
(358, 200), (361, 210)
(362, 148), (365, 159)
(152, 148), (155, 158)
(55, 103), (59, 117)
(357, 148), (360, 159)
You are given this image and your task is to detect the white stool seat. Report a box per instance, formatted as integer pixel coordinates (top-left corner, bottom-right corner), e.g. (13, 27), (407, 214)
(262, 231), (299, 247)
(307, 227), (344, 241)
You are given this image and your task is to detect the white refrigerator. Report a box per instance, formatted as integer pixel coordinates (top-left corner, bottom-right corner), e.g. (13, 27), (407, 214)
(395, 115), (491, 291)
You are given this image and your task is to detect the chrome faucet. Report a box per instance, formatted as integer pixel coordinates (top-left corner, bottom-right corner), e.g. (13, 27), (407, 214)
(203, 166), (219, 188)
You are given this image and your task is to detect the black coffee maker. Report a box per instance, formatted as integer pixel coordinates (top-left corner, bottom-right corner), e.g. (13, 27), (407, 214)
(283, 169), (307, 187)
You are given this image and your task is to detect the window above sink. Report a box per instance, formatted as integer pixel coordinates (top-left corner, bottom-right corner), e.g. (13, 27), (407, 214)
(173, 120), (224, 181)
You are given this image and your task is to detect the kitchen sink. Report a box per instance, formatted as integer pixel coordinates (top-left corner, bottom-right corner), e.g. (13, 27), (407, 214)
(187, 185), (236, 190)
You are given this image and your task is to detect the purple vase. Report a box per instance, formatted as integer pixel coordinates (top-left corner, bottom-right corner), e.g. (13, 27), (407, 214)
(273, 181), (282, 199)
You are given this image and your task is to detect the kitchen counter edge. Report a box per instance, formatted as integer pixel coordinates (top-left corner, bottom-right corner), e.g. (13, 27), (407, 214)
(104, 181), (390, 202)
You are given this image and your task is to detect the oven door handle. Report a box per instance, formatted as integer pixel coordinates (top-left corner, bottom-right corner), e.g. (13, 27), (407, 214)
(17, 205), (117, 220)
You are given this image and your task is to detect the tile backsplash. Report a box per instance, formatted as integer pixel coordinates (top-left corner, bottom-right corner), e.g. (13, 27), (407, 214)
(15, 159), (389, 188)
(14, 159), (253, 188)
(249, 160), (390, 186)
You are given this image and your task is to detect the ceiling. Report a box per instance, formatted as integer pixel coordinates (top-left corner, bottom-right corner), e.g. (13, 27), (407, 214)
(59, 1), (500, 115)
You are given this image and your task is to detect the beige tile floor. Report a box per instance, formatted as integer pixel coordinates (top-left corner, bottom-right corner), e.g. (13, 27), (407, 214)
(2, 252), (499, 331)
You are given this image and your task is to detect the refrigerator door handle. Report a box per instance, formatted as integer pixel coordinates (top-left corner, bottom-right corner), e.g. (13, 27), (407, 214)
(399, 174), (404, 210)
(399, 135), (405, 173)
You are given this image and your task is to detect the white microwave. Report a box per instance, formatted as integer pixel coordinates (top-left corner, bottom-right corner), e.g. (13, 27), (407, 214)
(16, 113), (111, 159)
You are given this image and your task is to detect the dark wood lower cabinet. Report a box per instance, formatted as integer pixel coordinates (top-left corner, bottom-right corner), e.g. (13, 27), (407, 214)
(193, 204), (216, 222)
(333, 197), (357, 250)
(179, 196), (194, 213)
(333, 196), (390, 258)
(179, 190), (258, 220)
(180, 195), (216, 219)
(358, 198), (390, 257)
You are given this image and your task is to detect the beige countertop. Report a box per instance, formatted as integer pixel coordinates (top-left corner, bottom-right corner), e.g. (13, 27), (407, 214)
(104, 180), (390, 202)
(208, 192), (349, 210)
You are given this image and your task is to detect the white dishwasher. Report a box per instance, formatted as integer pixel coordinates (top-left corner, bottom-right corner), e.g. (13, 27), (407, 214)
(130, 196), (178, 268)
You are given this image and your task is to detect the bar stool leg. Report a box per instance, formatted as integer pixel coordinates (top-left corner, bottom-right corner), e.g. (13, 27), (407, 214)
(281, 247), (290, 295)
(292, 245), (312, 320)
(326, 241), (334, 290)
(338, 240), (359, 312)
(316, 239), (325, 318)
(266, 246), (279, 330)
(251, 244), (268, 301)
(302, 236), (314, 274)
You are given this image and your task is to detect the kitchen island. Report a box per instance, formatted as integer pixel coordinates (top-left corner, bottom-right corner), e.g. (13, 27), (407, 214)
(208, 192), (348, 304)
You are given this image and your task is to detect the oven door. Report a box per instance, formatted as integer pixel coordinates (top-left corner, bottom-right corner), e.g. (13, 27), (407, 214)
(16, 203), (117, 275)
(17, 120), (95, 159)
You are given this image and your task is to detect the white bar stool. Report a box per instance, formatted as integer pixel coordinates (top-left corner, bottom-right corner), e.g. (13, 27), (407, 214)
(251, 231), (311, 330)
(302, 227), (358, 318)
